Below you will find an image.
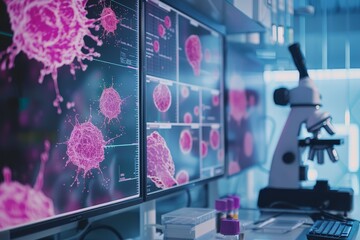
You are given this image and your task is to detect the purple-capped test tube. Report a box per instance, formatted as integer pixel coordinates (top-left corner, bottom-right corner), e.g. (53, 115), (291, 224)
(215, 199), (228, 233)
(229, 195), (240, 219)
(226, 197), (235, 219)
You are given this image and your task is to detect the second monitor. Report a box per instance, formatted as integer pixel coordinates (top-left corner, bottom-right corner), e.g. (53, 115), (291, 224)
(144, 0), (225, 198)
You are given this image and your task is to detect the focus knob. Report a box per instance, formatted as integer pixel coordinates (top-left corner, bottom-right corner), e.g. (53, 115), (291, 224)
(274, 87), (290, 106)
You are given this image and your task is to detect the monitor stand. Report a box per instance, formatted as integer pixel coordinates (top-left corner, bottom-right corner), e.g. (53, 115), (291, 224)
(140, 200), (156, 239)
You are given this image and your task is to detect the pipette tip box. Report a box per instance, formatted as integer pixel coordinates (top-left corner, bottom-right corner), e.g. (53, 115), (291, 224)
(161, 208), (216, 240)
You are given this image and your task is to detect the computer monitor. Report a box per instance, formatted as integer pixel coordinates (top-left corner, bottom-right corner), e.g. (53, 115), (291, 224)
(144, 0), (225, 199)
(0, 0), (141, 238)
(225, 42), (266, 176)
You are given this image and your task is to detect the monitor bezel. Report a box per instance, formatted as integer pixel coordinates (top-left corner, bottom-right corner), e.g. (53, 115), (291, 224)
(142, 0), (227, 201)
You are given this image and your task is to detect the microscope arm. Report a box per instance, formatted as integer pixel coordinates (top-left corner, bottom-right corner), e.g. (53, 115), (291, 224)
(269, 107), (317, 188)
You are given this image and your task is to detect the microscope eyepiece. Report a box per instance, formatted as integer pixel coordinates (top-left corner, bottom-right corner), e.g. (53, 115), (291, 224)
(288, 43), (309, 79)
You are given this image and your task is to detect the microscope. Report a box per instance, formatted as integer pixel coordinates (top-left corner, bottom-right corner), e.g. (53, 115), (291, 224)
(257, 43), (353, 214)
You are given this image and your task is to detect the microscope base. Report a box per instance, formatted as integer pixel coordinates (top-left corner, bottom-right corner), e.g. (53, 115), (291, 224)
(257, 186), (353, 213)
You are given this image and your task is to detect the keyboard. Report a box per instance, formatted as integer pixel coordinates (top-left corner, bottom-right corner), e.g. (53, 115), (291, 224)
(307, 219), (359, 240)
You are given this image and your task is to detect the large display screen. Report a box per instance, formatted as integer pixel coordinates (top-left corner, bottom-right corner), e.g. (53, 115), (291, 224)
(144, 0), (225, 197)
(225, 42), (266, 176)
(0, 0), (141, 234)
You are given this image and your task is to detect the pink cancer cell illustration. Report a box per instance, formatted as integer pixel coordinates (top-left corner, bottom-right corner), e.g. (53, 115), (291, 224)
(200, 140), (208, 158)
(185, 35), (203, 76)
(212, 94), (220, 107)
(153, 83), (172, 112)
(228, 160), (241, 175)
(0, 0), (102, 114)
(0, 140), (55, 230)
(153, 40), (160, 53)
(100, 7), (119, 35)
(229, 89), (247, 124)
(183, 112), (192, 124)
(164, 15), (171, 29)
(179, 129), (193, 154)
(194, 106), (199, 116)
(175, 170), (189, 185)
(65, 117), (107, 184)
(147, 131), (177, 189)
(99, 86), (123, 123)
(244, 131), (254, 157)
(158, 23), (166, 38)
(209, 129), (220, 150)
(181, 85), (189, 98)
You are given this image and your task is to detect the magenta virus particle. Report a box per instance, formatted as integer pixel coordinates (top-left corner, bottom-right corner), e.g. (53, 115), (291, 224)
(66, 101), (76, 110)
(209, 129), (220, 150)
(183, 112), (192, 124)
(229, 89), (247, 124)
(153, 40), (160, 53)
(200, 140), (208, 158)
(181, 85), (189, 98)
(99, 86), (123, 123)
(100, 7), (119, 35)
(0, 0), (102, 114)
(194, 105), (199, 116)
(228, 161), (241, 175)
(0, 140), (55, 230)
(65, 117), (107, 184)
(147, 131), (177, 189)
(175, 170), (189, 185)
(212, 94), (220, 106)
(158, 23), (166, 38)
(185, 35), (202, 76)
(179, 129), (193, 154)
(164, 15), (171, 29)
(153, 83), (172, 112)
(244, 131), (254, 157)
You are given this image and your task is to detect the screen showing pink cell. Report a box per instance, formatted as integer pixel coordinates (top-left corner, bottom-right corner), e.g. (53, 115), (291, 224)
(101, 7), (120, 35)
(99, 86), (123, 123)
(212, 94), (220, 106)
(229, 89), (247, 124)
(0, 0), (103, 114)
(183, 112), (193, 123)
(153, 40), (160, 53)
(0, 141), (54, 229)
(179, 129), (193, 154)
(65, 117), (107, 185)
(201, 141), (208, 158)
(147, 131), (177, 188)
(158, 23), (166, 37)
(176, 170), (189, 185)
(210, 129), (220, 150)
(164, 16), (172, 29)
(185, 35), (203, 76)
(153, 83), (172, 112)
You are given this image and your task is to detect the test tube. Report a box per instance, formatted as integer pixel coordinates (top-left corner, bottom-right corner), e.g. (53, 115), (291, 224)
(226, 197), (234, 219)
(215, 199), (228, 233)
(229, 195), (240, 220)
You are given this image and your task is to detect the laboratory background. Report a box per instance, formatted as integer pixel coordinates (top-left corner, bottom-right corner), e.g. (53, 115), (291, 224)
(0, 0), (360, 239)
